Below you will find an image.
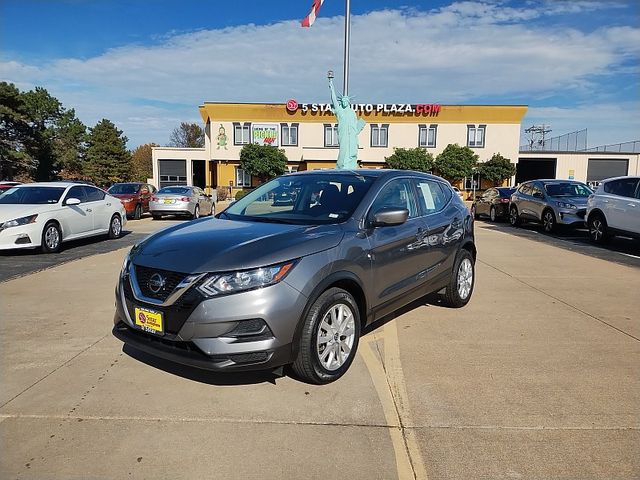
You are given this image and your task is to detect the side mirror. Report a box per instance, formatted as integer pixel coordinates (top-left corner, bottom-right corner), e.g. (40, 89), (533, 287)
(66, 197), (81, 206)
(370, 208), (409, 227)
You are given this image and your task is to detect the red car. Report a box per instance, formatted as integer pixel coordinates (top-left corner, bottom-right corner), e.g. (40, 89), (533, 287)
(107, 182), (157, 219)
(0, 181), (22, 193)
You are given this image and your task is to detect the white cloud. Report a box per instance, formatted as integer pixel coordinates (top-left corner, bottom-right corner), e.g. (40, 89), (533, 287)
(2, 2), (638, 147)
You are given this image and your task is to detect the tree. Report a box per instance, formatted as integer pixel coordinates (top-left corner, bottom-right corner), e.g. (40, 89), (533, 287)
(385, 147), (434, 172)
(23, 87), (62, 181)
(477, 153), (516, 185)
(54, 109), (88, 180)
(168, 122), (204, 148)
(239, 143), (287, 182)
(131, 143), (157, 182)
(434, 144), (478, 183)
(84, 119), (132, 187)
(0, 82), (35, 180)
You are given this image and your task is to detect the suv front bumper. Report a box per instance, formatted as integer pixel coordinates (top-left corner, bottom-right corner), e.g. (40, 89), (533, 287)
(112, 269), (309, 372)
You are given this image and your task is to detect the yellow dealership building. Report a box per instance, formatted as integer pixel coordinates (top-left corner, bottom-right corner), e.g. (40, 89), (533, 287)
(151, 101), (639, 197)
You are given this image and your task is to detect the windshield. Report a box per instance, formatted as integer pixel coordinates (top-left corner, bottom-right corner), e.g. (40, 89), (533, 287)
(0, 186), (66, 204)
(108, 183), (140, 195)
(223, 174), (375, 225)
(544, 183), (592, 197)
(158, 187), (190, 195)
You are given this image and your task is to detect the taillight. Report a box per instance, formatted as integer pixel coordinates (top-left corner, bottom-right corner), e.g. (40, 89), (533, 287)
(180, 197), (191, 202)
(151, 196), (158, 201)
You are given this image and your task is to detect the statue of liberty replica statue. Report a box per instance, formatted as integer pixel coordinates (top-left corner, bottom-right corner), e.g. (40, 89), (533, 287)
(328, 70), (366, 170)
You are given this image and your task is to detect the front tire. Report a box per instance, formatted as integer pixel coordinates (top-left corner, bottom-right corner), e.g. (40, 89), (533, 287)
(41, 222), (62, 253)
(108, 214), (122, 239)
(588, 212), (610, 244)
(542, 209), (556, 233)
(442, 249), (475, 308)
(133, 204), (142, 220)
(292, 288), (361, 384)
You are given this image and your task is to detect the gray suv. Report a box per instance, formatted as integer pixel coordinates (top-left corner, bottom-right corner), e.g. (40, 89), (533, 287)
(509, 179), (593, 233)
(113, 170), (476, 384)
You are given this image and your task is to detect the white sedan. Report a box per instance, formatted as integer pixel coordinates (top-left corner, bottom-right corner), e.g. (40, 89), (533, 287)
(0, 182), (127, 253)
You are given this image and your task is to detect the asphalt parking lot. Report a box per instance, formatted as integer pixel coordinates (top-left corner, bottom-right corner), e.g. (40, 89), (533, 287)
(1, 217), (639, 479)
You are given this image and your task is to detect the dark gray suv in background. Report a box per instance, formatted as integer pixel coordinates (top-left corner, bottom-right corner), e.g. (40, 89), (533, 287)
(113, 170), (476, 384)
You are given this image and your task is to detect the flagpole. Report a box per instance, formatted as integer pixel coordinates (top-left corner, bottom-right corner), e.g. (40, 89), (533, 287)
(343, 0), (351, 96)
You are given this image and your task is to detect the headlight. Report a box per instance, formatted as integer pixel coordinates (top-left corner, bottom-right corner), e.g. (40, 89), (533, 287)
(0, 214), (38, 230)
(121, 250), (131, 276)
(556, 202), (577, 209)
(197, 261), (296, 297)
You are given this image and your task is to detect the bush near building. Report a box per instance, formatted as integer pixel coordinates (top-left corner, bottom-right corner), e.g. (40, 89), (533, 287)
(434, 144), (478, 183)
(239, 143), (287, 182)
(477, 153), (516, 185)
(385, 147), (434, 172)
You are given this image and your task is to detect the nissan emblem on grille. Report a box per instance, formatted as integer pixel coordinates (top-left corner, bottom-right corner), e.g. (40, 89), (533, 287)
(148, 273), (166, 294)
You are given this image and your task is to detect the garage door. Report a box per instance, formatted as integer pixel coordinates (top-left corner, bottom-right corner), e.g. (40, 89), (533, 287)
(158, 160), (187, 188)
(587, 159), (628, 182)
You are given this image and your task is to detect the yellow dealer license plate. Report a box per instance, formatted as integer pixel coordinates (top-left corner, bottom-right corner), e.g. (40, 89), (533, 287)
(134, 307), (163, 334)
(163, 199), (174, 204)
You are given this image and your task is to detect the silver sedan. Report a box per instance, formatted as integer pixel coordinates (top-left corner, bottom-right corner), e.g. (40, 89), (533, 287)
(149, 186), (214, 220)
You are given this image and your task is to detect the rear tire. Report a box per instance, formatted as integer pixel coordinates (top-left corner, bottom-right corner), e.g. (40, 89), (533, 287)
(471, 205), (479, 220)
(489, 206), (497, 222)
(588, 212), (610, 244)
(41, 221), (62, 253)
(509, 206), (521, 226)
(108, 214), (122, 239)
(292, 288), (360, 384)
(442, 249), (475, 308)
(192, 205), (200, 220)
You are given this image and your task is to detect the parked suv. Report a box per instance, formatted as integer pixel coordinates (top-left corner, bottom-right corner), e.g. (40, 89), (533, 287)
(107, 183), (157, 220)
(112, 170), (476, 384)
(586, 176), (640, 243)
(509, 180), (592, 232)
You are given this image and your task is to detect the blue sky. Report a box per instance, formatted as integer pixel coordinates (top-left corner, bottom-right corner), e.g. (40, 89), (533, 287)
(2, 0), (639, 149)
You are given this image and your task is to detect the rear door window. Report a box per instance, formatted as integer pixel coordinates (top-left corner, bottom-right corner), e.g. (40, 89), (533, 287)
(604, 178), (640, 198)
(83, 186), (106, 202)
(414, 179), (451, 215)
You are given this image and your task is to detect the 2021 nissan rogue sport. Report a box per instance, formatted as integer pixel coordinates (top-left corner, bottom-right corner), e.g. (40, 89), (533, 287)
(113, 170), (476, 384)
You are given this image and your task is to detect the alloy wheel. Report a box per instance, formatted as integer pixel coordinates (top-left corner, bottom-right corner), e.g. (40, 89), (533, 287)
(111, 216), (122, 237)
(510, 208), (518, 226)
(457, 258), (473, 300)
(543, 211), (555, 232)
(490, 206), (496, 222)
(45, 225), (60, 250)
(316, 303), (356, 371)
(590, 218), (604, 241)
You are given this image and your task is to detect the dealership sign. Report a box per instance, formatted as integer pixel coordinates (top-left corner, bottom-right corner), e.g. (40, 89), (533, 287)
(252, 124), (279, 146)
(286, 99), (441, 116)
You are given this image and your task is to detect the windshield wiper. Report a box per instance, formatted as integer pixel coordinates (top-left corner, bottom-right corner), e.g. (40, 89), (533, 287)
(244, 216), (300, 225)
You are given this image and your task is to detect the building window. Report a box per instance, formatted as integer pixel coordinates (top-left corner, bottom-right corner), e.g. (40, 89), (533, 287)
(371, 124), (388, 147)
(281, 123), (298, 146)
(419, 124), (437, 148)
(235, 167), (251, 187)
(324, 124), (338, 147)
(234, 122), (251, 145)
(467, 124), (486, 148)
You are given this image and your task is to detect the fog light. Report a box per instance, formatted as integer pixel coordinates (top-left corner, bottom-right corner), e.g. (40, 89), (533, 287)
(223, 319), (272, 341)
(15, 234), (32, 245)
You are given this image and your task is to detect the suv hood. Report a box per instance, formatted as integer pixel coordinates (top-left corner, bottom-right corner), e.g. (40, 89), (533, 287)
(132, 218), (344, 273)
(551, 196), (589, 205)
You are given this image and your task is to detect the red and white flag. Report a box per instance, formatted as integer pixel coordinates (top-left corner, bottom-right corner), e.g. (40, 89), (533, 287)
(301, 0), (325, 27)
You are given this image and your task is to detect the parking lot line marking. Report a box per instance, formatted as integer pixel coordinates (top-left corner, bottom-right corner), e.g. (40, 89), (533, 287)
(360, 339), (417, 480)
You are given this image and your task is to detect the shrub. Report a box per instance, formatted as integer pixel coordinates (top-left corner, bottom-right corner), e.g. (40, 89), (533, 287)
(235, 190), (249, 201)
(216, 186), (229, 201)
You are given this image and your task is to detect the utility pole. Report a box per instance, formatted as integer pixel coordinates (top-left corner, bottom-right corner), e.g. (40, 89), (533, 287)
(343, 0), (351, 96)
(525, 124), (552, 150)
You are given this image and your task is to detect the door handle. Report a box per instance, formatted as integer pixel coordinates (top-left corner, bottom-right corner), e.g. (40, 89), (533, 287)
(106, 202), (111, 206)
(85, 208), (92, 212)
(628, 203), (637, 207)
(602, 200), (609, 203)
